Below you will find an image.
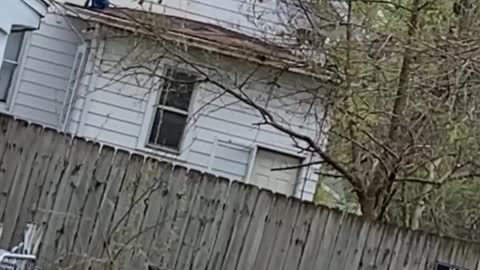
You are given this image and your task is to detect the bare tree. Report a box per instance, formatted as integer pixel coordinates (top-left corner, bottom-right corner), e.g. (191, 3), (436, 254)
(61, 0), (480, 239)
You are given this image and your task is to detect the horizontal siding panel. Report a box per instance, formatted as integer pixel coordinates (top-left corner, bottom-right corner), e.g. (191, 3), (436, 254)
(42, 14), (86, 30)
(197, 106), (317, 135)
(197, 86), (259, 112)
(13, 104), (59, 127)
(215, 142), (250, 165)
(30, 34), (79, 55)
(18, 81), (66, 102)
(88, 100), (144, 124)
(196, 108), (314, 150)
(95, 76), (152, 99)
(15, 92), (63, 114)
(83, 125), (138, 148)
(193, 127), (253, 147)
(256, 129), (309, 150)
(185, 150), (210, 168)
(27, 46), (76, 67)
(197, 90), (319, 134)
(98, 71), (160, 90)
(257, 117), (320, 138)
(158, 5), (275, 40)
(196, 98), (261, 119)
(23, 57), (73, 80)
(211, 157), (247, 178)
(102, 39), (137, 59)
(189, 138), (213, 155)
(91, 89), (148, 112)
(86, 112), (141, 137)
(195, 114), (304, 149)
(194, 126), (300, 155)
(36, 23), (82, 44)
(198, 84), (324, 121)
(196, 106), (261, 126)
(21, 69), (69, 91)
(186, 137), (251, 178)
(195, 115), (260, 140)
(162, 0), (279, 25)
(268, 107), (323, 128)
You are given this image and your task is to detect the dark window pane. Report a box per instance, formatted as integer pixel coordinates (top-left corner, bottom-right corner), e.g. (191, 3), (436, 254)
(159, 69), (196, 111)
(436, 263), (466, 270)
(4, 31), (24, 61)
(436, 265), (450, 270)
(0, 62), (16, 101)
(148, 109), (187, 149)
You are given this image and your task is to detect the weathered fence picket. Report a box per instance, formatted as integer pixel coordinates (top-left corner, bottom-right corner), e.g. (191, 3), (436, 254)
(0, 114), (479, 270)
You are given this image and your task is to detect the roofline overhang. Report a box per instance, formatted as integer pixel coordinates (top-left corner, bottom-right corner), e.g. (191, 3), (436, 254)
(60, 3), (339, 82)
(22, 0), (49, 17)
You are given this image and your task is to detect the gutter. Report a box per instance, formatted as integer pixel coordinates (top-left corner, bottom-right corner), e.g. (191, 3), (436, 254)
(61, 5), (339, 82)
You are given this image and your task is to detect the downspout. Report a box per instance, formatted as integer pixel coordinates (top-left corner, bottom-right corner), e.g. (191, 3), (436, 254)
(60, 24), (101, 134)
(60, 43), (88, 132)
(77, 25), (104, 136)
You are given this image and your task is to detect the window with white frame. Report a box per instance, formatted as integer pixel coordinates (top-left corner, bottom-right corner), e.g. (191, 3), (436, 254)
(0, 31), (25, 103)
(147, 68), (197, 151)
(250, 148), (302, 195)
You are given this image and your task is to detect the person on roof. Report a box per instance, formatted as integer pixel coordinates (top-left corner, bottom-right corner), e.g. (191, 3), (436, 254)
(84, 0), (109, 9)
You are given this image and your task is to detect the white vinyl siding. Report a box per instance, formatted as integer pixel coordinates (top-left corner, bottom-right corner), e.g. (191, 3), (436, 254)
(70, 62), (149, 148)
(10, 13), (85, 127)
(187, 137), (251, 178)
(186, 80), (322, 200)
(14, 23), (325, 201)
(77, 39), (321, 199)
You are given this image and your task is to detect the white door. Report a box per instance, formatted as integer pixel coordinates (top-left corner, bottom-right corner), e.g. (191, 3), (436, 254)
(250, 148), (301, 195)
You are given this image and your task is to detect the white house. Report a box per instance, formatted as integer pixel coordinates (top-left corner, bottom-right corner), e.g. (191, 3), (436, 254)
(0, 0), (48, 111)
(0, 2), (338, 201)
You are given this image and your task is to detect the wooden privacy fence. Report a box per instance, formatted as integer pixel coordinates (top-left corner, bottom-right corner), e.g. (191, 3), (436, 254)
(0, 114), (479, 270)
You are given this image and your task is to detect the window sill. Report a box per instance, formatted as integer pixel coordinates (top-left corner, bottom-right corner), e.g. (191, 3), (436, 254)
(135, 144), (187, 164)
(145, 143), (181, 155)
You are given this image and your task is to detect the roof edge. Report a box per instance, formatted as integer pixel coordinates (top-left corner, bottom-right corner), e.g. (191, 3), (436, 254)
(22, 0), (49, 17)
(60, 2), (339, 81)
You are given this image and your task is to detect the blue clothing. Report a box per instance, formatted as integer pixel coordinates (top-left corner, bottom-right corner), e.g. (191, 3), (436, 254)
(85, 0), (109, 9)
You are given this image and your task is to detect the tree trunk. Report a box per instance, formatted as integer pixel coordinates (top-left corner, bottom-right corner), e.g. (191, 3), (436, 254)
(360, 0), (422, 220)
(387, 0), (421, 143)
(357, 191), (377, 219)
